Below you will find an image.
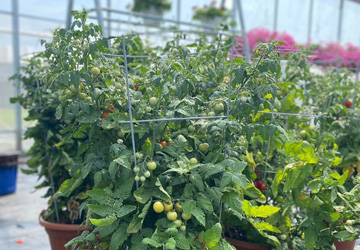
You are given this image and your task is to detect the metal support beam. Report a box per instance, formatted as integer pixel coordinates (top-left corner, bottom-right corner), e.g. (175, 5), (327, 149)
(273, 0), (279, 31)
(66, 0), (74, 29)
(307, 0), (314, 43)
(94, 0), (107, 37)
(337, 0), (344, 43)
(220, 0), (226, 8)
(12, 0), (22, 152)
(107, 0), (111, 37)
(236, 0), (251, 61)
(176, 0), (181, 29)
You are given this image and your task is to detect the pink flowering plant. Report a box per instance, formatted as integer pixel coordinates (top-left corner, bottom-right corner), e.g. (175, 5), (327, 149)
(311, 42), (360, 68)
(236, 28), (298, 55)
(236, 27), (360, 68)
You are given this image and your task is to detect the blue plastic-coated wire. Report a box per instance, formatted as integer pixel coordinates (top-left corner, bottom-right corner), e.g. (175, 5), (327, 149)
(117, 115), (228, 124)
(122, 35), (139, 189)
(218, 36), (236, 224)
(352, 66), (359, 105)
(326, 59), (342, 109)
(263, 48), (282, 181)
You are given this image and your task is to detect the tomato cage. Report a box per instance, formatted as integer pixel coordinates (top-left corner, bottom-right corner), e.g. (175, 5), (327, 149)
(101, 30), (236, 196)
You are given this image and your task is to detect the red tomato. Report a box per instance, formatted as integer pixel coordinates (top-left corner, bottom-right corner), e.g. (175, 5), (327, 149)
(345, 100), (352, 108)
(160, 141), (168, 147)
(259, 183), (267, 190)
(107, 104), (115, 111)
(102, 112), (109, 119)
(96, 234), (99, 239)
(134, 84), (137, 89)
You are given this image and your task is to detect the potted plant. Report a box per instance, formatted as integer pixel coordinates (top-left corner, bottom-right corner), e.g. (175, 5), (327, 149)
(192, 1), (229, 28)
(131, 0), (172, 27)
(10, 11), (113, 250)
(48, 30), (286, 249)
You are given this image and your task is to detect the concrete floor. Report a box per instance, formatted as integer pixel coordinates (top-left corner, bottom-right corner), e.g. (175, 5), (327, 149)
(0, 166), (50, 250)
(2, 166), (360, 250)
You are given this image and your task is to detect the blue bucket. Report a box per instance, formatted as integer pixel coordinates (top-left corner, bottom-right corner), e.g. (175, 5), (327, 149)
(0, 153), (19, 196)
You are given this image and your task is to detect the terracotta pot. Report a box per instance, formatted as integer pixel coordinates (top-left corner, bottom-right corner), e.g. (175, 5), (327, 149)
(226, 237), (269, 250)
(39, 216), (87, 250)
(334, 240), (355, 250)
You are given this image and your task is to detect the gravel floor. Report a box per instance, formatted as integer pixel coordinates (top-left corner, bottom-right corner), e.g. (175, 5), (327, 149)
(1, 166), (360, 250)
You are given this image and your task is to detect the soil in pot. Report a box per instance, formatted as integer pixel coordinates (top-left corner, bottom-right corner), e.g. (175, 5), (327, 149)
(224, 225), (269, 250)
(226, 237), (269, 250)
(39, 216), (87, 250)
(334, 240), (355, 250)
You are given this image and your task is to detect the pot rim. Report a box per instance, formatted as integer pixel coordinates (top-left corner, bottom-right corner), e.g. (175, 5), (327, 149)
(39, 215), (87, 231)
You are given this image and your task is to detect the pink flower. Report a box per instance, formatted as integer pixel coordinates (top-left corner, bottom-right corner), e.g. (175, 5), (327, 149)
(211, 1), (217, 6)
(192, 6), (198, 11)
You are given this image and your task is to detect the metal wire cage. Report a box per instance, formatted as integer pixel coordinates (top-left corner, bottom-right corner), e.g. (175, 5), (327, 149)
(99, 30), (236, 190)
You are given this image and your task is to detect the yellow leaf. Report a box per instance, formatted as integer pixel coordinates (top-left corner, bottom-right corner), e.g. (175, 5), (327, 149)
(246, 151), (256, 168)
(265, 93), (273, 99)
(332, 157), (342, 166)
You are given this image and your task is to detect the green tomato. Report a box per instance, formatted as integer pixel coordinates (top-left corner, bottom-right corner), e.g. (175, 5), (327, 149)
(208, 111), (215, 116)
(189, 158), (198, 164)
(78, 93), (87, 100)
(114, 81), (122, 90)
(117, 130), (125, 138)
(280, 234), (287, 240)
(64, 90), (73, 98)
(69, 85), (79, 94)
(214, 103), (224, 111)
(121, 86), (127, 92)
(167, 211), (178, 221)
(85, 96), (92, 103)
(83, 44), (89, 52)
(145, 107), (152, 113)
(135, 152), (143, 159)
(274, 99), (281, 110)
(73, 39), (81, 46)
(147, 161), (157, 170)
(276, 196), (284, 203)
(140, 176), (146, 182)
(173, 220), (182, 228)
(149, 97), (157, 106)
(133, 167), (140, 173)
(144, 171), (151, 178)
(300, 130), (307, 139)
(346, 220), (355, 226)
(309, 125), (316, 131)
(188, 125), (195, 132)
(181, 213), (191, 220)
(180, 225), (186, 232)
(134, 176), (140, 181)
(59, 95), (67, 102)
(199, 143), (209, 152)
(91, 67), (100, 77)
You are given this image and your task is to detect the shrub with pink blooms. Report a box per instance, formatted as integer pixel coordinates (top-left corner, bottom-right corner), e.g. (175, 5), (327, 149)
(311, 42), (360, 68)
(236, 27), (298, 55)
(236, 27), (360, 68)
